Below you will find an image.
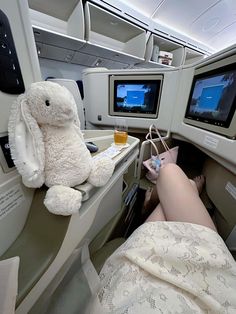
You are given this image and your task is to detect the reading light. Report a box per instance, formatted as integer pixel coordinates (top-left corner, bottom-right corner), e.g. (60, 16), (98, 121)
(65, 54), (73, 62)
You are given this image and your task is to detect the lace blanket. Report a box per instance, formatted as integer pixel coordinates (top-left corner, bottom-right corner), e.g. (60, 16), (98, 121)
(96, 222), (236, 314)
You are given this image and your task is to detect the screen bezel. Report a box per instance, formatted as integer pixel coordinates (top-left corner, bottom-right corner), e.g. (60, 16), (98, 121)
(109, 74), (163, 118)
(185, 63), (236, 128)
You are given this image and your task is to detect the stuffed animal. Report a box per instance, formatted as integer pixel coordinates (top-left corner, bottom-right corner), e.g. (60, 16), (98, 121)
(8, 81), (115, 215)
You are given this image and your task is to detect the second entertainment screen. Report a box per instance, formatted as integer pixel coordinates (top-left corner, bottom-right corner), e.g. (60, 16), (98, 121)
(186, 68), (236, 125)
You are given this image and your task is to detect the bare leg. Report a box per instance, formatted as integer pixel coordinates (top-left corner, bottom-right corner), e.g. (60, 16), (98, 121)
(156, 164), (216, 231)
(143, 177), (203, 214)
(146, 203), (166, 222)
(189, 179), (199, 194)
(145, 180), (200, 223)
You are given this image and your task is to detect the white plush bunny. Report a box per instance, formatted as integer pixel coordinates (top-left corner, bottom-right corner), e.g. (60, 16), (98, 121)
(8, 81), (114, 215)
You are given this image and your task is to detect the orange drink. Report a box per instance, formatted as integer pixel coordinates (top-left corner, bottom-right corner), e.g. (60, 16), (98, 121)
(114, 118), (128, 145)
(114, 130), (128, 145)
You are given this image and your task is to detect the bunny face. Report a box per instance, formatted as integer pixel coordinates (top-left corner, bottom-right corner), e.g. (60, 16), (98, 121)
(25, 81), (78, 126)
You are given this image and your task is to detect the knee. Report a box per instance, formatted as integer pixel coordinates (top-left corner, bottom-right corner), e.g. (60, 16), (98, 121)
(160, 163), (181, 176)
(156, 163), (183, 188)
(189, 179), (198, 194)
(157, 163), (182, 183)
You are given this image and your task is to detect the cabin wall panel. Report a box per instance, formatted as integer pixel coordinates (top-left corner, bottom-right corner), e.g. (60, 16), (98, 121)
(83, 67), (180, 131)
(0, 0), (40, 257)
(0, 0), (41, 133)
(171, 60), (236, 172)
(204, 158), (236, 239)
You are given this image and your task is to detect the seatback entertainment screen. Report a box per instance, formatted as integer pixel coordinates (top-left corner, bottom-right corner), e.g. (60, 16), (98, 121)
(185, 65), (236, 128)
(109, 75), (163, 118)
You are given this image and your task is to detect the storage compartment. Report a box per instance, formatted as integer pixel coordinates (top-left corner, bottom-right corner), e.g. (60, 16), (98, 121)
(29, 1), (84, 40)
(145, 34), (184, 67)
(29, 1), (86, 63)
(83, 2), (146, 62)
(184, 47), (204, 65)
(30, 0), (146, 68)
(29, 1), (209, 69)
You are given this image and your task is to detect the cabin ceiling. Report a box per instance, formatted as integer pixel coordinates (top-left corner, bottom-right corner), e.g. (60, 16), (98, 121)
(28, 0), (236, 52)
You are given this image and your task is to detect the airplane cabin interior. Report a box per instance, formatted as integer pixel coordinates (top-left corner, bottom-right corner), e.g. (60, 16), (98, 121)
(0, 0), (235, 313)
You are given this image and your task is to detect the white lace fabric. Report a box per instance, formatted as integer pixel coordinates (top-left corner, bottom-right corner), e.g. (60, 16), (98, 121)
(95, 222), (236, 314)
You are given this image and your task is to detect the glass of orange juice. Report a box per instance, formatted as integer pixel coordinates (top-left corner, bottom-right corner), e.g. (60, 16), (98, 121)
(114, 118), (128, 145)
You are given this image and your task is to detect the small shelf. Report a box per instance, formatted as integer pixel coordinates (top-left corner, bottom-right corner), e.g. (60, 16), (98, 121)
(29, 0), (85, 40)
(145, 33), (185, 67)
(132, 60), (174, 69)
(184, 47), (204, 65)
(84, 2), (146, 62)
(30, 1), (86, 65)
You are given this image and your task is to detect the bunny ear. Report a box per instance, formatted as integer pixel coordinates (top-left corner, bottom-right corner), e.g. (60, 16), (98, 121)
(73, 114), (85, 140)
(8, 93), (45, 188)
(73, 114), (81, 129)
(69, 91), (84, 139)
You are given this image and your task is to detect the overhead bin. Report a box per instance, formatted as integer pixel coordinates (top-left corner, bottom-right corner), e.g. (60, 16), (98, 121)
(184, 47), (205, 65)
(142, 33), (205, 68)
(30, 0), (142, 68)
(82, 2), (146, 64)
(30, 0), (86, 65)
(30, 1), (85, 41)
(145, 33), (184, 68)
(29, 0), (211, 69)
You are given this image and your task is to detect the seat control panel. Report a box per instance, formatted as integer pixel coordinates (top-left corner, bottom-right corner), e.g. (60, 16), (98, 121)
(0, 135), (15, 172)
